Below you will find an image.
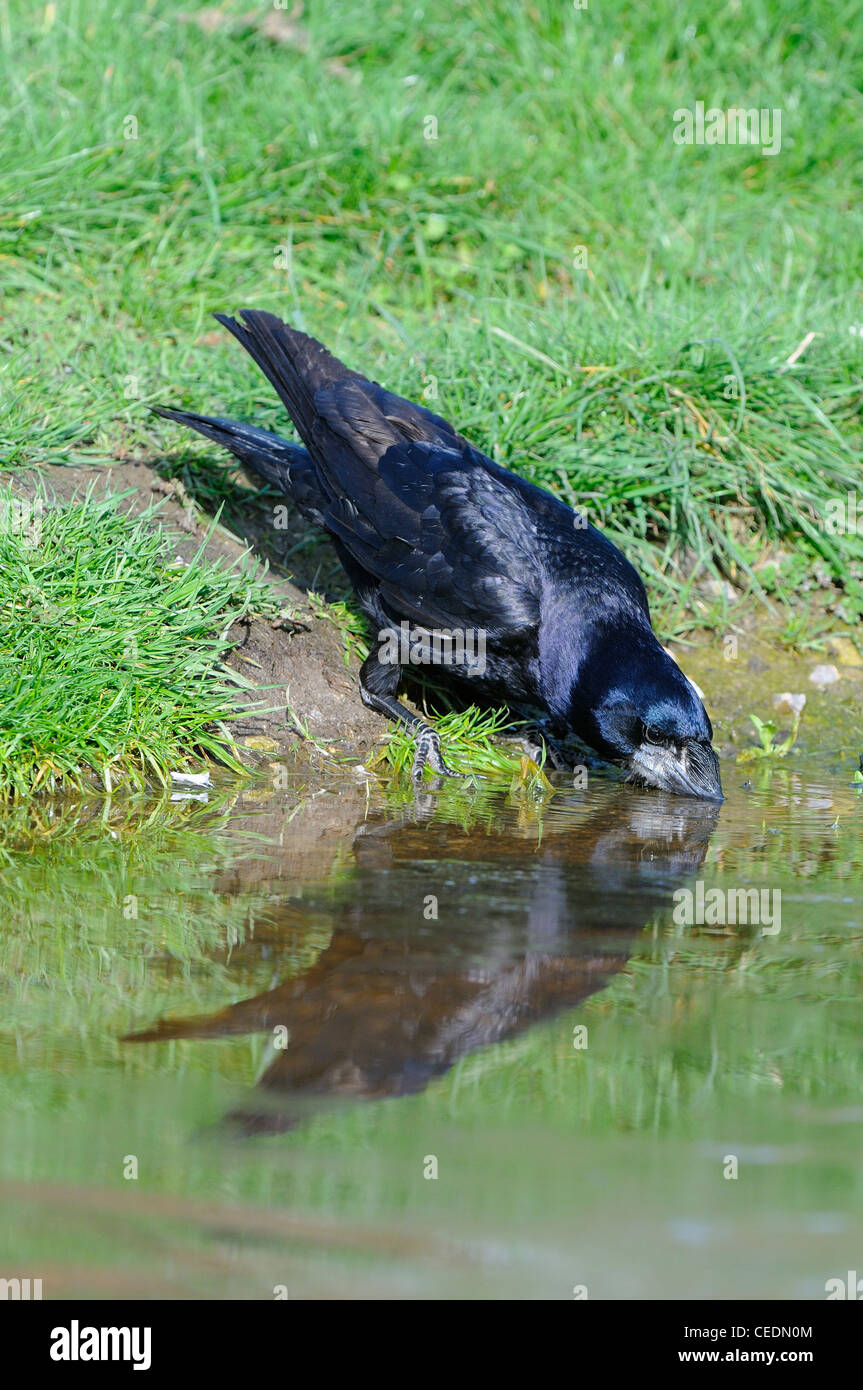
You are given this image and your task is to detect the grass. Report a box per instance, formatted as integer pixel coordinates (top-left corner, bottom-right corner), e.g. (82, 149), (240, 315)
(1, 0), (862, 788)
(0, 485), (278, 797)
(374, 703), (556, 794)
(737, 707), (804, 762)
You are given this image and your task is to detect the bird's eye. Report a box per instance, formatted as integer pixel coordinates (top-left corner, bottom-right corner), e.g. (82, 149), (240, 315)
(643, 723), (663, 744)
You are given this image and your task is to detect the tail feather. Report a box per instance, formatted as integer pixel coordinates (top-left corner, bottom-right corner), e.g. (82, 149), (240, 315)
(152, 406), (326, 524)
(214, 309), (358, 457)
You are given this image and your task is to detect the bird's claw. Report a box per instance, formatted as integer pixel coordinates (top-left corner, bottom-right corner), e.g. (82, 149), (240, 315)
(411, 724), (461, 782)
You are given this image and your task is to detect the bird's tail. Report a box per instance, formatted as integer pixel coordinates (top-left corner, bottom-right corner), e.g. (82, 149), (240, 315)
(213, 309), (358, 456)
(152, 406), (326, 524)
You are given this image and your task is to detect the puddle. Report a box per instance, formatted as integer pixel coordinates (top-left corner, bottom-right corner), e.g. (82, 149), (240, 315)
(1, 752), (863, 1298)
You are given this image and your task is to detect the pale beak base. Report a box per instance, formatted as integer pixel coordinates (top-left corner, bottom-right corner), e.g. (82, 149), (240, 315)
(627, 738), (724, 801)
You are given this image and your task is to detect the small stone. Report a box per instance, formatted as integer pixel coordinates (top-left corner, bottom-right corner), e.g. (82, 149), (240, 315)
(698, 578), (737, 600)
(809, 664), (840, 690)
(242, 735), (281, 752)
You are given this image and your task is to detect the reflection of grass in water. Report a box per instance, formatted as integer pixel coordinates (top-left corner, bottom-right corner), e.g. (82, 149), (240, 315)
(2, 775), (550, 1084)
(0, 792), (333, 1091)
(439, 929), (863, 1136)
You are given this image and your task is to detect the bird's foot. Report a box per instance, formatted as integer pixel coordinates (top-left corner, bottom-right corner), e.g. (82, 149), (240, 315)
(411, 723), (461, 782)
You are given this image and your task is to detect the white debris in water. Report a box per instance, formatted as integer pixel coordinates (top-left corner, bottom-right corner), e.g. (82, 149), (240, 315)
(773, 691), (807, 716)
(169, 770), (212, 787)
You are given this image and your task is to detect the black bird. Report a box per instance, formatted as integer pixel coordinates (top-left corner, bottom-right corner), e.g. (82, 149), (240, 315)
(154, 310), (723, 799)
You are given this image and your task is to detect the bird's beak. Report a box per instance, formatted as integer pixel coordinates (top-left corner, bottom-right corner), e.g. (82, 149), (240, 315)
(627, 738), (724, 801)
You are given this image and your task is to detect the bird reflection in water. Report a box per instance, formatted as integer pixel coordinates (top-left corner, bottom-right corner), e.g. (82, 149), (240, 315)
(123, 785), (720, 1134)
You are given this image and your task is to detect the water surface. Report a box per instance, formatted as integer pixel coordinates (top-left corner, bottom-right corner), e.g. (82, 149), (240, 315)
(2, 753), (862, 1299)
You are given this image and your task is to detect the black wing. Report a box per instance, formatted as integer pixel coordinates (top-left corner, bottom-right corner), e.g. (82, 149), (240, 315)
(213, 311), (542, 632)
(321, 431), (543, 633)
(212, 310), (647, 634)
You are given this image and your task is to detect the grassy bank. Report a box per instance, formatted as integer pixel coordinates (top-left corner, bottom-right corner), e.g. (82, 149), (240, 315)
(0, 488), (276, 796)
(1, 0), (861, 789)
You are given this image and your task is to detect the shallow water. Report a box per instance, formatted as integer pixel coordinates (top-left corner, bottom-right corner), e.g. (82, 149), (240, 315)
(2, 749), (863, 1300)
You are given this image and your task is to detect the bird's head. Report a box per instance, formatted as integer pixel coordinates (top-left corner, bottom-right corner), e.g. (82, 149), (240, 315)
(566, 630), (724, 801)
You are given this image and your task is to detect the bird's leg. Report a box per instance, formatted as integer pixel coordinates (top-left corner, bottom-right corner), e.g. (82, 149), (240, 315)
(359, 649), (461, 782)
(519, 723), (573, 771)
(497, 721), (572, 770)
